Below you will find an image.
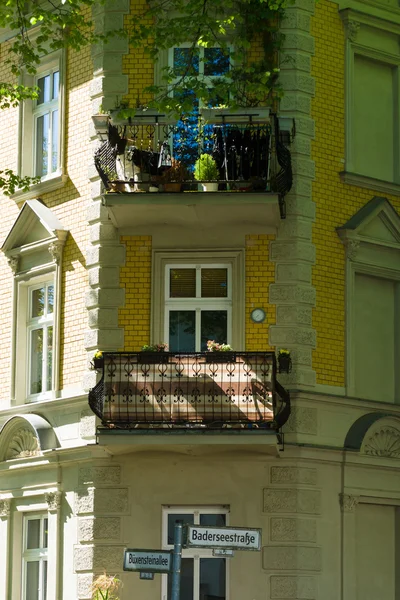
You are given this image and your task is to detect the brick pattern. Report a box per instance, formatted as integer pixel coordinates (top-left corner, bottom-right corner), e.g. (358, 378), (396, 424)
(311, 1), (400, 386)
(245, 234), (276, 351)
(119, 235), (152, 350)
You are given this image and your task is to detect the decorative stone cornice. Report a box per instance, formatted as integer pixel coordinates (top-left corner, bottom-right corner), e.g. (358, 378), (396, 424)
(345, 20), (360, 42)
(340, 493), (360, 512)
(363, 426), (400, 458)
(45, 491), (62, 511)
(8, 256), (20, 274)
(0, 499), (11, 517)
(344, 239), (360, 261)
(5, 428), (41, 460)
(48, 240), (64, 264)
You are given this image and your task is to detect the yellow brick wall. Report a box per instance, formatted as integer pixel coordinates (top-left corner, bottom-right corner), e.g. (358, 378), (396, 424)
(245, 234), (275, 351)
(311, 0), (400, 386)
(123, 0), (154, 107)
(119, 236), (152, 350)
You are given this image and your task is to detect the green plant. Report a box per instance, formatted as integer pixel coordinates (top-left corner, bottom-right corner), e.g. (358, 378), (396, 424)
(207, 340), (233, 352)
(141, 343), (169, 352)
(161, 159), (189, 183)
(194, 155), (219, 181)
(91, 573), (121, 600)
(93, 350), (103, 360)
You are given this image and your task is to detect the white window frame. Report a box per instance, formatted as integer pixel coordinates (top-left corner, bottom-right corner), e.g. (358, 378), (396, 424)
(162, 506), (230, 600)
(26, 280), (55, 399)
(33, 65), (60, 179)
(22, 513), (48, 600)
(16, 48), (66, 199)
(168, 44), (232, 95)
(165, 263), (232, 351)
(152, 250), (245, 351)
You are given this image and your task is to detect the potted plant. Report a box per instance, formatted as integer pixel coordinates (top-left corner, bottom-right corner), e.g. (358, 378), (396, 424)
(161, 158), (188, 192)
(139, 342), (169, 364)
(206, 340), (235, 363)
(92, 350), (104, 370)
(194, 154), (220, 192)
(277, 349), (292, 373)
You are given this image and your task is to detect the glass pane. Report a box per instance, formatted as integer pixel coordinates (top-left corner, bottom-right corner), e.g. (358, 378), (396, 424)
(169, 311), (196, 352)
(167, 513), (194, 545)
(200, 513), (226, 527)
(168, 558), (194, 600)
(43, 518), (48, 549)
(174, 47), (199, 76)
(52, 71), (59, 100)
(36, 113), (49, 177)
(201, 311), (227, 351)
(43, 560), (48, 600)
(200, 558), (226, 600)
(37, 74), (50, 105)
(170, 269), (196, 298)
(47, 285), (54, 314)
(31, 287), (45, 318)
(47, 326), (53, 391)
(201, 269), (228, 298)
(27, 519), (40, 549)
(51, 110), (58, 172)
(26, 561), (39, 600)
(172, 90), (200, 170)
(30, 329), (43, 394)
(204, 48), (230, 76)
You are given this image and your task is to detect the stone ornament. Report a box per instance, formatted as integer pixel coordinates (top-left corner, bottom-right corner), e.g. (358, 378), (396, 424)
(346, 20), (360, 42)
(45, 491), (62, 511)
(340, 493), (360, 512)
(345, 239), (360, 261)
(363, 426), (400, 458)
(8, 256), (20, 274)
(48, 240), (64, 264)
(0, 499), (11, 517)
(6, 429), (41, 460)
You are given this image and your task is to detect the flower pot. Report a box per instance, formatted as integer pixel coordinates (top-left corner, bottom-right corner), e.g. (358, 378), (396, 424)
(278, 355), (292, 374)
(163, 182), (182, 193)
(110, 180), (129, 193)
(93, 357), (104, 370)
(206, 352), (236, 363)
(138, 352), (169, 365)
(201, 182), (219, 192)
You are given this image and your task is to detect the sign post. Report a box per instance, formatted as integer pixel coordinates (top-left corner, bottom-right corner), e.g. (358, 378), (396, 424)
(171, 520), (183, 600)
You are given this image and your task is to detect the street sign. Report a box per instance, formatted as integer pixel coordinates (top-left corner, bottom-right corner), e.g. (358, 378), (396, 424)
(123, 549), (172, 573)
(185, 525), (261, 551)
(213, 549), (234, 557)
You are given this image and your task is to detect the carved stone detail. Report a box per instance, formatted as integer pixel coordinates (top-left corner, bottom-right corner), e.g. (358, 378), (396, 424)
(79, 466), (121, 486)
(270, 517), (317, 542)
(264, 489), (321, 514)
(345, 239), (360, 261)
(263, 545), (321, 571)
(8, 256), (20, 274)
(75, 487), (129, 515)
(74, 544), (125, 572)
(363, 426), (400, 458)
(340, 494), (360, 513)
(271, 467), (317, 485)
(6, 429), (40, 459)
(48, 240), (64, 264)
(0, 499), (11, 517)
(270, 575), (316, 599)
(45, 491), (62, 511)
(283, 407), (317, 434)
(346, 20), (360, 42)
(78, 517), (121, 542)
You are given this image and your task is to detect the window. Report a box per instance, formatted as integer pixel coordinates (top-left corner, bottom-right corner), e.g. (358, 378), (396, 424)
(27, 282), (54, 396)
(165, 264), (232, 351)
(22, 514), (48, 600)
(18, 49), (66, 195)
(162, 507), (229, 600)
(342, 12), (400, 187)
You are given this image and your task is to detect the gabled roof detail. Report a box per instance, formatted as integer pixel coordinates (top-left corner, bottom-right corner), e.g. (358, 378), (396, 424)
(1, 199), (68, 255)
(337, 196), (400, 248)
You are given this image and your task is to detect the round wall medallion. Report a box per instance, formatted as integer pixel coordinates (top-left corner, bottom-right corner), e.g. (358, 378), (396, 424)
(250, 308), (266, 323)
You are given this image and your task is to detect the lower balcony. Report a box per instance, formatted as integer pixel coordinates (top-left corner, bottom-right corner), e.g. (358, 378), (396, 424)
(89, 352), (290, 443)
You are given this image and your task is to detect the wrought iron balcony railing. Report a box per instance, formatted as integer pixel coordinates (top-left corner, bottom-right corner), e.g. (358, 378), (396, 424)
(88, 352), (290, 431)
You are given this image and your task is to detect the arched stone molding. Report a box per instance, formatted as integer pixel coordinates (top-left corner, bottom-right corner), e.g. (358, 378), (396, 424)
(344, 412), (400, 458)
(0, 414), (59, 462)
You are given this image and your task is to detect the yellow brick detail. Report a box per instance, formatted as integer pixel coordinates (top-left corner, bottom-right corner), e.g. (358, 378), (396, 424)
(119, 235), (152, 350)
(245, 234), (276, 351)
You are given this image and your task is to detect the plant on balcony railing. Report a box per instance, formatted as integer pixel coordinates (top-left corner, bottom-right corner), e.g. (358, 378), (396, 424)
(194, 155), (220, 192)
(277, 349), (292, 374)
(88, 351), (291, 431)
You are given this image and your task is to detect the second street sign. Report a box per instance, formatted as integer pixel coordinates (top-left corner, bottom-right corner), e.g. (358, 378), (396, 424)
(123, 549), (172, 573)
(185, 525), (261, 551)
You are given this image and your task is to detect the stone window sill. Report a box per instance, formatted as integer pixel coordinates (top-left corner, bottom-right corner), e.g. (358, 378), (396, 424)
(11, 173), (68, 203)
(339, 171), (400, 197)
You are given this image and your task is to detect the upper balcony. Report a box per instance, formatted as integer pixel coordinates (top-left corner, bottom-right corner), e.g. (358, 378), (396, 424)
(92, 109), (293, 232)
(88, 351), (290, 447)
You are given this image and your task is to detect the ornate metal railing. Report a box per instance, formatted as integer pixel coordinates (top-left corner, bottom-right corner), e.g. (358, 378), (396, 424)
(88, 352), (290, 431)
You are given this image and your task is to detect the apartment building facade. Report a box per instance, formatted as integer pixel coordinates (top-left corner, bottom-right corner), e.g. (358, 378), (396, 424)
(0, 0), (399, 599)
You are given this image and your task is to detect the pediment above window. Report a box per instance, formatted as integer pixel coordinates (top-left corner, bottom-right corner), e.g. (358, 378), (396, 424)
(0, 414), (59, 462)
(1, 199), (68, 273)
(337, 196), (400, 261)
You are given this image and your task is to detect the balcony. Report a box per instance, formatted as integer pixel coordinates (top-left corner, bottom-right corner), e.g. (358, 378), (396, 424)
(88, 352), (290, 436)
(92, 111), (293, 231)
